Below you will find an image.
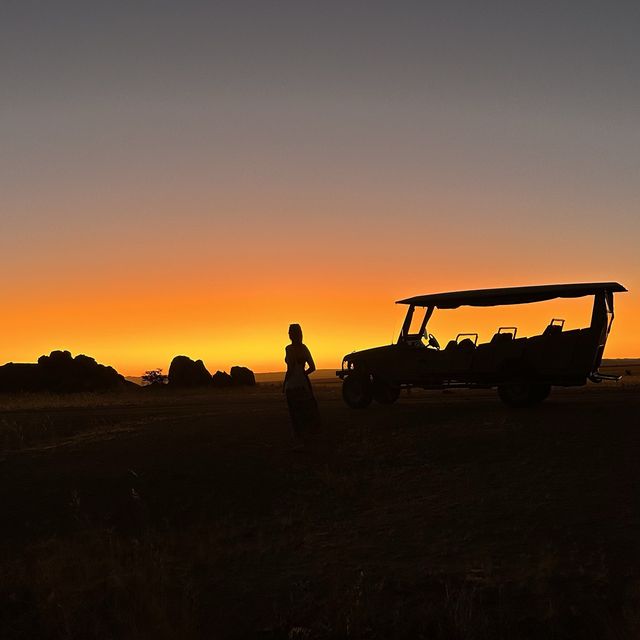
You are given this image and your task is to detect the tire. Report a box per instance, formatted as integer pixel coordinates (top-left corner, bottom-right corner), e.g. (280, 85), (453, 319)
(342, 373), (373, 409)
(497, 382), (551, 408)
(372, 377), (401, 405)
(530, 384), (551, 403)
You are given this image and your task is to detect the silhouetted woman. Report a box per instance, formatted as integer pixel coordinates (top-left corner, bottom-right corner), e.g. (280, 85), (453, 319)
(284, 324), (320, 443)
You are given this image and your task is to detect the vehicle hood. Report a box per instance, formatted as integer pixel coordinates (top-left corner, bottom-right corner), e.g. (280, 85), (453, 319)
(342, 344), (397, 363)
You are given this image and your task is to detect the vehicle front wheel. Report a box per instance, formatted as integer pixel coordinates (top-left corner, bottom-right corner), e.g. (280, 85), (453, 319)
(497, 382), (551, 408)
(342, 373), (373, 409)
(372, 377), (401, 404)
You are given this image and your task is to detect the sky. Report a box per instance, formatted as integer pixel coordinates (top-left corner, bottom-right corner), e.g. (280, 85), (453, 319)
(1, 1), (638, 375)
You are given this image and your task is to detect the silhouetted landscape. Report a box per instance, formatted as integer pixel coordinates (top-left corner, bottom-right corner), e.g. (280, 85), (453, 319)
(3, 1), (639, 638)
(0, 350), (132, 393)
(1, 365), (639, 638)
(0, 351), (256, 393)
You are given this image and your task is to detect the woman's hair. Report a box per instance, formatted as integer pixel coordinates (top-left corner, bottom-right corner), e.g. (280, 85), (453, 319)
(288, 323), (303, 345)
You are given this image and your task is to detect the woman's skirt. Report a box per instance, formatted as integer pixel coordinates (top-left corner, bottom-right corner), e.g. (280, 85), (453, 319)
(286, 381), (321, 437)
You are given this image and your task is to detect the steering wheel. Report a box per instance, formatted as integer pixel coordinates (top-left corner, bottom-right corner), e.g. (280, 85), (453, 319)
(427, 333), (441, 350)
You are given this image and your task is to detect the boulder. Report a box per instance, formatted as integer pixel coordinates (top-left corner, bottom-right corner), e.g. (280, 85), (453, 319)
(168, 356), (212, 387)
(38, 349), (73, 368)
(230, 366), (256, 386)
(211, 370), (233, 387)
(0, 351), (128, 392)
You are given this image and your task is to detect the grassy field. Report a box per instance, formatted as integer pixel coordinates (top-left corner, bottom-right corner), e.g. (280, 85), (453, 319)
(1, 376), (640, 639)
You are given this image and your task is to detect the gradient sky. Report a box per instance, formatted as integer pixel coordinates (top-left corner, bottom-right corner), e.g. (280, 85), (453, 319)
(1, 1), (638, 375)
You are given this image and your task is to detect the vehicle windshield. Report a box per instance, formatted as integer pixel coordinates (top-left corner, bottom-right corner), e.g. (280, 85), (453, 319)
(406, 307), (430, 338)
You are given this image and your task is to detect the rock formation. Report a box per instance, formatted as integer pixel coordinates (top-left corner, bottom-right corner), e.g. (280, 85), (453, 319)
(168, 356), (212, 387)
(211, 370), (233, 387)
(230, 366), (256, 386)
(0, 350), (129, 393)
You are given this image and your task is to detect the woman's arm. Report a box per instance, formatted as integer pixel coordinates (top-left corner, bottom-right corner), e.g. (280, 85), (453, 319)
(304, 346), (316, 376)
(283, 346), (291, 392)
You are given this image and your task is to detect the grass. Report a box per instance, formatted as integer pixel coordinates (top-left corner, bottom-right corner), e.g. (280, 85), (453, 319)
(3, 526), (635, 639)
(1, 382), (640, 638)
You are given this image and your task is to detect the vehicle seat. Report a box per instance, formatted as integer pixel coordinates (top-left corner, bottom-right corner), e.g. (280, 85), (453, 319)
(490, 332), (513, 345)
(543, 323), (563, 336)
(444, 340), (458, 351)
(458, 338), (476, 351)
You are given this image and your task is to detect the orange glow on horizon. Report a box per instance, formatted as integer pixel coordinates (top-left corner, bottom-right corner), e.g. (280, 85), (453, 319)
(3, 191), (638, 375)
(1, 272), (636, 377)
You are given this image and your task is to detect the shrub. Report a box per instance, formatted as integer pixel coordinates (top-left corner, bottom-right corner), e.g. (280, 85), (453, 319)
(141, 369), (168, 386)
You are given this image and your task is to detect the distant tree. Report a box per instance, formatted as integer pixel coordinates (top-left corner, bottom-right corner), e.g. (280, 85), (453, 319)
(142, 368), (168, 386)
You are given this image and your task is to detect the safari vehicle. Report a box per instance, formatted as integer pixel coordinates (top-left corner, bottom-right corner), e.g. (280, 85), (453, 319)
(337, 282), (627, 408)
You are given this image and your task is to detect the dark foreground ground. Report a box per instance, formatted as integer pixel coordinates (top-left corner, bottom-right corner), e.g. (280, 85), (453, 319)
(1, 379), (640, 639)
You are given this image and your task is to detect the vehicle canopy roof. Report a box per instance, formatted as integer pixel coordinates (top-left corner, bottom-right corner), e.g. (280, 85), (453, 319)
(397, 282), (627, 309)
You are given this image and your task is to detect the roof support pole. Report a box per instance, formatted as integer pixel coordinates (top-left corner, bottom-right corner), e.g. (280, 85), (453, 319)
(418, 306), (435, 337)
(590, 291), (610, 372)
(605, 290), (615, 335)
(590, 291), (607, 337)
(399, 305), (415, 343)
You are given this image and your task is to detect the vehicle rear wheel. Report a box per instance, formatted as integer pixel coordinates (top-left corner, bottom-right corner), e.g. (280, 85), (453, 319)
(342, 373), (373, 409)
(372, 377), (401, 404)
(497, 382), (551, 408)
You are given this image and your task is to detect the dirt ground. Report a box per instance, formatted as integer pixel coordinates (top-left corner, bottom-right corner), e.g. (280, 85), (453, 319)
(1, 378), (640, 639)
